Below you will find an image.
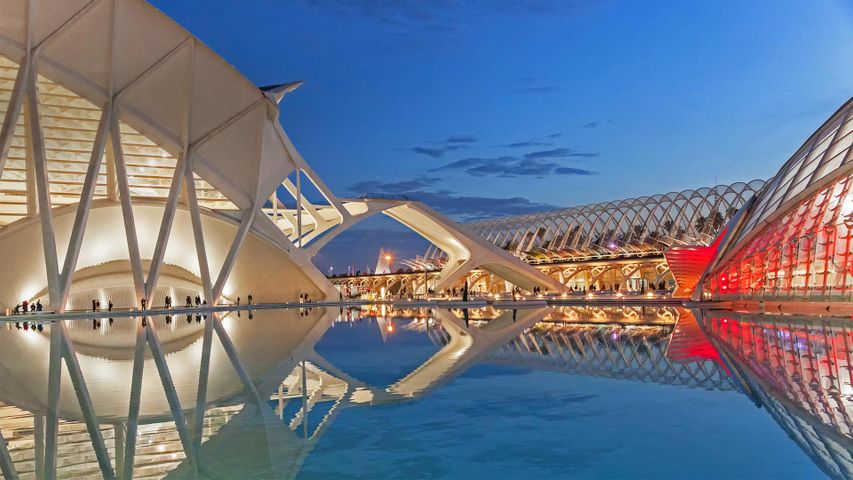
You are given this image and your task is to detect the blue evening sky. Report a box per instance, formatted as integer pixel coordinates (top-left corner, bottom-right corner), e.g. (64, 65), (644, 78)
(152, 0), (853, 272)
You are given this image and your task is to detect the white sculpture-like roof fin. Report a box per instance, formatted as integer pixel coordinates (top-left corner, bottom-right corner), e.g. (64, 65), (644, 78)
(259, 81), (305, 104)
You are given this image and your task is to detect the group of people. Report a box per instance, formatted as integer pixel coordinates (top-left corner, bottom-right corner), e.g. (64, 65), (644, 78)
(14, 320), (43, 331)
(13, 299), (42, 314)
(164, 295), (207, 309)
(235, 295), (253, 306)
(137, 294), (208, 311)
(91, 299), (113, 312)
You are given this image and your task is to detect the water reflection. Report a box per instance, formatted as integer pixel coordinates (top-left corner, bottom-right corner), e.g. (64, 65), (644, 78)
(699, 310), (853, 479)
(0, 306), (850, 478)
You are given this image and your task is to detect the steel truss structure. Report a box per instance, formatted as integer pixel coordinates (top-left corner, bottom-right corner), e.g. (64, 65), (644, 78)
(454, 181), (765, 265)
(0, 0), (560, 312)
(707, 98), (853, 303)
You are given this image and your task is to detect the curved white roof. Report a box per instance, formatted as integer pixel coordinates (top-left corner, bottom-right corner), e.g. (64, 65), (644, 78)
(0, 0), (298, 211)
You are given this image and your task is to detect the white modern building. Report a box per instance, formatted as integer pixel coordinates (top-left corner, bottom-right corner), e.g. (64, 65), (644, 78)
(0, 0), (559, 313)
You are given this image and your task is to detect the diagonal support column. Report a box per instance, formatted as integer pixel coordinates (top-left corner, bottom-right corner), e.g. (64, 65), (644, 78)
(145, 154), (187, 300)
(191, 316), (214, 455)
(44, 323), (62, 480)
(184, 165), (213, 302)
(121, 322), (146, 480)
(57, 321), (116, 480)
(110, 114), (145, 303)
(57, 105), (112, 309)
(0, 428), (18, 480)
(26, 72), (61, 309)
(146, 323), (196, 466)
(212, 207), (256, 302)
(0, 58), (29, 177)
(212, 316), (261, 400)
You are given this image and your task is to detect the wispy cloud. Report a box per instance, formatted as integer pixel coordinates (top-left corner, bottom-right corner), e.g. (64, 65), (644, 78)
(502, 133), (562, 148)
(578, 120), (611, 128)
(504, 140), (551, 148)
(523, 148), (598, 160)
(349, 176), (442, 194)
(347, 177), (560, 221)
(431, 155), (596, 178)
(445, 134), (477, 144)
(405, 134), (478, 158)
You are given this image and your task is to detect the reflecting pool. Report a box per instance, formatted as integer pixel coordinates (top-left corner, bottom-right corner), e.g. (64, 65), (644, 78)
(0, 305), (850, 479)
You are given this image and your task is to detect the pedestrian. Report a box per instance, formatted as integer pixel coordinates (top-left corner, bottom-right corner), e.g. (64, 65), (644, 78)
(22, 300), (28, 313)
(195, 295), (201, 306)
(92, 299), (97, 312)
(236, 296), (241, 306)
(186, 295), (192, 308)
(141, 298), (147, 310)
(248, 294), (253, 305)
(108, 300), (113, 312)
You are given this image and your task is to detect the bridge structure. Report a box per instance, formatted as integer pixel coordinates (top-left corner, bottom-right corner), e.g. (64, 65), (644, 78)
(331, 181), (765, 297)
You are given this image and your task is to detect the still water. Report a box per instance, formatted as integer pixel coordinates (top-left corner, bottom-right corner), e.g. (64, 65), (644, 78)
(0, 305), (849, 479)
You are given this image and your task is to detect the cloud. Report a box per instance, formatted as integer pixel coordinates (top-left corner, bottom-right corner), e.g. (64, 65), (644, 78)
(578, 120), (611, 128)
(406, 134), (477, 158)
(445, 134), (477, 144)
(504, 140), (551, 148)
(501, 133), (562, 148)
(349, 176), (442, 195)
(555, 167), (596, 175)
(523, 148), (598, 160)
(413, 190), (559, 221)
(430, 155), (596, 178)
(345, 178), (561, 221)
(411, 146), (451, 158)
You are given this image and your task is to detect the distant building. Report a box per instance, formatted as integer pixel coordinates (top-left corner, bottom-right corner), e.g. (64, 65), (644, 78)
(375, 248), (392, 274)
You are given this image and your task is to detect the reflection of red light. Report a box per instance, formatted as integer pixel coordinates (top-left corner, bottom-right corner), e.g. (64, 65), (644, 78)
(721, 285), (727, 290)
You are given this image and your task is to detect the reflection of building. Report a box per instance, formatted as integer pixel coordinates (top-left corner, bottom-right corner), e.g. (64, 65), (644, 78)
(2, 306), (852, 478)
(701, 98), (853, 308)
(0, 0), (558, 313)
(700, 310), (853, 479)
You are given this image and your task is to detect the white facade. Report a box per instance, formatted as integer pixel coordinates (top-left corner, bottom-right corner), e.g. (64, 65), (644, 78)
(0, 0), (559, 312)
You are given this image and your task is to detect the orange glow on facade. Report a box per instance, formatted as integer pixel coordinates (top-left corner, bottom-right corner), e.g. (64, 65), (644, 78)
(665, 228), (727, 299)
